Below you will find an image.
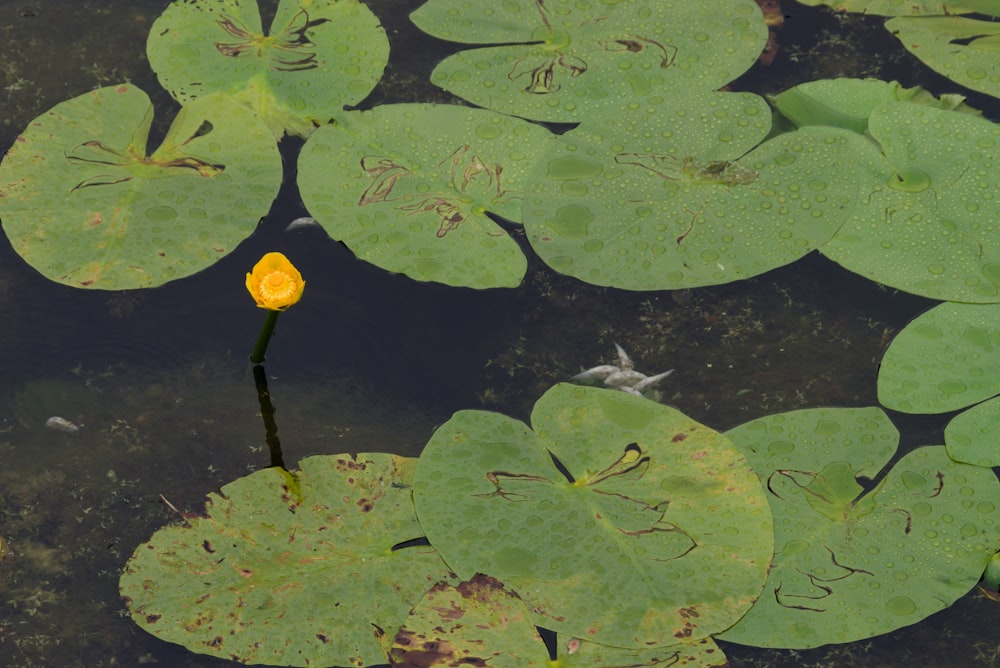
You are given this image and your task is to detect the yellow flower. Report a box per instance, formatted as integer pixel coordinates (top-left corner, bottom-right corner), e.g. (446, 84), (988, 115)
(246, 252), (305, 311)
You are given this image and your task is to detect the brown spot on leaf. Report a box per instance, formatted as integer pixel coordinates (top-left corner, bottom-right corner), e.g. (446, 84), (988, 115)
(357, 498), (374, 512)
(316, 633), (329, 643)
(145, 613), (161, 624)
(202, 540), (215, 553)
(671, 433), (688, 442)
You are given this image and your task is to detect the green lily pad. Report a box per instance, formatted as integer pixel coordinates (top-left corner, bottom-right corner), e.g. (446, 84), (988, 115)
(522, 92), (864, 290)
(945, 398), (1000, 468)
(887, 16), (1000, 100)
(412, 383), (773, 648)
(820, 99), (1000, 302)
(147, 0), (389, 138)
(410, 0), (767, 123)
(720, 407), (1000, 648)
(297, 103), (555, 288)
(878, 301), (1000, 414)
(773, 78), (981, 134)
(878, 303), (1000, 413)
(795, 0), (997, 15)
(119, 453), (456, 668)
(0, 85), (281, 290)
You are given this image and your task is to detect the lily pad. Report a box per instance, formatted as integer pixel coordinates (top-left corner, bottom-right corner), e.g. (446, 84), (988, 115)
(390, 574), (729, 668)
(795, 0), (998, 15)
(720, 407), (1000, 648)
(819, 99), (1000, 302)
(522, 92), (864, 290)
(887, 16), (1000, 100)
(390, 574), (549, 667)
(297, 103), (555, 288)
(878, 301), (1000, 414)
(412, 383), (773, 648)
(945, 398), (1000, 468)
(410, 0), (767, 123)
(119, 453), (456, 667)
(147, 0), (389, 138)
(0, 85), (281, 290)
(773, 78), (981, 134)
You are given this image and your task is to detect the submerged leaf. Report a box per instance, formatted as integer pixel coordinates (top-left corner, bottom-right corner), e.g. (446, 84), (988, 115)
(410, 0), (767, 123)
(523, 92), (864, 290)
(148, 0), (389, 137)
(721, 408), (1000, 648)
(878, 302), (1000, 413)
(298, 103), (555, 288)
(120, 453), (456, 667)
(0, 85), (281, 290)
(413, 383), (773, 648)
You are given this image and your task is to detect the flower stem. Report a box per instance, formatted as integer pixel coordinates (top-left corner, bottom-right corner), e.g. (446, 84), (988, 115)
(250, 309), (281, 364)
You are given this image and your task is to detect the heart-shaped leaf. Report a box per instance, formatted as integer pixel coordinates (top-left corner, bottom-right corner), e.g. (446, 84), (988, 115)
(120, 453), (456, 667)
(413, 383), (773, 648)
(410, 0), (767, 123)
(0, 85), (281, 289)
(147, 0), (389, 137)
(820, 99), (1000, 302)
(720, 407), (1000, 648)
(522, 92), (865, 289)
(298, 103), (555, 288)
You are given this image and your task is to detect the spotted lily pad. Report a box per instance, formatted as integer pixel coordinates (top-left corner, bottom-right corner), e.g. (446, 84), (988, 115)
(409, 0), (767, 123)
(147, 0), (389, 138)
(719, 407), (1000, 648)
(297, 103), (555, 288)
(0, 85), (281, 290)
(887, 16), (1000, 100)
(119, 453), (456, 667)
(522, 92), (864, 290)
(945, 398), (1000, 468)
(412, 383), (773, 648)
(818, 99), (1000, 302)
(878, 302), (1000, 413)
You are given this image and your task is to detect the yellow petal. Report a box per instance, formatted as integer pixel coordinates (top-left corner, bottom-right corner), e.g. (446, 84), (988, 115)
(246, 252), (305, 310)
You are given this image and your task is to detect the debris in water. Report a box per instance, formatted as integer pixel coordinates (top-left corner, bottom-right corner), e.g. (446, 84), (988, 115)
(45, 416), (79, 432)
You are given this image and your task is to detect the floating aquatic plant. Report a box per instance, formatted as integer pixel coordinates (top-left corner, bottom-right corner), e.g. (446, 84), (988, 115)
(878, 301), (1000, 413)
(719, 406), (1000, 648)
(409, 0), (768, 123)
(0, 85), (282, 290)
(297, 103), (555, 288)
(944, 398), (1000, 468)
(887, 14), (1000, 101)
(413, 383), (773, 648)
(147, 0), (389, 138)
(119, 453), (456, 667)
(521, 91), (866, 290)
(776, 79), (1000, 303)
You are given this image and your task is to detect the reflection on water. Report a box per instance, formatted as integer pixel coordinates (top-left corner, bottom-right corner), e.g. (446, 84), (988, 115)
(0, 1), (997, 667)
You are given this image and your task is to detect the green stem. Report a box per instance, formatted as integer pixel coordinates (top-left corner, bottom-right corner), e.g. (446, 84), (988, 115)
(250, 309), (281, 364)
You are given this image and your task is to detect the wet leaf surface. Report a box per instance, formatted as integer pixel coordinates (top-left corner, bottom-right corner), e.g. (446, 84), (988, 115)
(147, 0), (389, 137)
(120, 453), (456, 667)
(878, 301), (1000, 413)
(413, 383), (773, 648)
(720, 407), (1000, 648)
(409, 0), (767, 123)
(523, 92), (864, 289)
(0, 85), (281, 289)
(298, 103), (554, 288)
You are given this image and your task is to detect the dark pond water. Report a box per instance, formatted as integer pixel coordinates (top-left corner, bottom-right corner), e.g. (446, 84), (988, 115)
(0, 0), (997, 666)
